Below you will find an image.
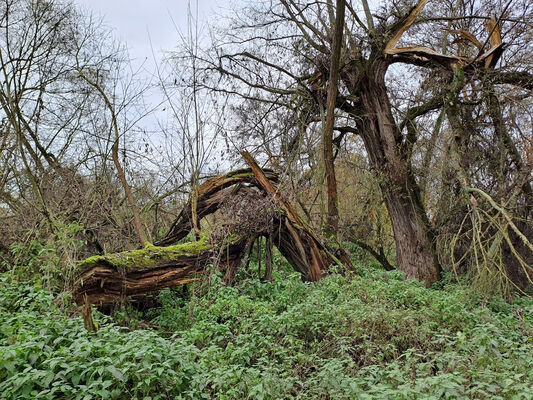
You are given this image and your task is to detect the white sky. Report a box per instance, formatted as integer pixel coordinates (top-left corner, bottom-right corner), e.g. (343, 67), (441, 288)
(72, 0), (227, 70)
(69, 0), (244, 173)
(70, 1), (234, 135)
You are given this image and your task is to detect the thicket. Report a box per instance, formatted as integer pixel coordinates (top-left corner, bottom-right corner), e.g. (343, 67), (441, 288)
(1, 253), (532, 399)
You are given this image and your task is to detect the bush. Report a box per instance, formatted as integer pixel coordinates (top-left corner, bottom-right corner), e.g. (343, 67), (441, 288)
(5, 222), (84, 292)
(0, 262), (532, 399)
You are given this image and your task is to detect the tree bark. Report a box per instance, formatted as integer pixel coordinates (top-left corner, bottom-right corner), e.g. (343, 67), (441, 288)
(355, 62), (440, 285)
(322, 0), (345, 236)
(74, 240), (246, 308)
(264, 236), (273, 281)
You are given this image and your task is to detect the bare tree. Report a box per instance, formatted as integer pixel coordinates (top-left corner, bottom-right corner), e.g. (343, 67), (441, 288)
(0, 0), (159, 261)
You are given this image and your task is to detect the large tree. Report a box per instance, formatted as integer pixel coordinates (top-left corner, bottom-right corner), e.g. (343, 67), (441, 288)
(197, 0), (532, 285)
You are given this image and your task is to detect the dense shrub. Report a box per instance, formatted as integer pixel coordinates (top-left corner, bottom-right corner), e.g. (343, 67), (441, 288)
(1, 263), (532, 399)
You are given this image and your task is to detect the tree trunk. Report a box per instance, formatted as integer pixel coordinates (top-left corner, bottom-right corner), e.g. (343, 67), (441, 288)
(74, 161), (354, 309)
(263, 236), (273, 281)
(74, 239), (246, 308)
(356, 63), (440, 284)
(322, 0), (345, 236)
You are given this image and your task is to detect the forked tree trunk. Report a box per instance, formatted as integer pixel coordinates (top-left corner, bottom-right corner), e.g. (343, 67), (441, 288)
(357, 63), (440, 285)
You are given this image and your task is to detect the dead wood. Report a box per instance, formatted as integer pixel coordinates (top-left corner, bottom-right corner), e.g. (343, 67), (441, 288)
(82, 295), (97, 332)
(385, 0), (505, 72)
(74, 239), (247, 308)
(155, 168), (278, 246)
(73, 155), (352, 309)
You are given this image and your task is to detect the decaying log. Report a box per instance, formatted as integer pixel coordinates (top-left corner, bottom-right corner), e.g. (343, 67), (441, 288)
(73, 154), (352, 308)
(74, 238), (247, 308)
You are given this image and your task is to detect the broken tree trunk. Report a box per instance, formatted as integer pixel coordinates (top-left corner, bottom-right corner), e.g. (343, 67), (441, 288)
(73, 155), (352, 309)
(155, 168), (278, 246)
(241, 151), (353, 279)
(241, 151), (328, 281)
(74, 238), (247, 308)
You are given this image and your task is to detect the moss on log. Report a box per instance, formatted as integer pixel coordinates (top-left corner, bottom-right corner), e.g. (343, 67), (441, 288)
(74, 238), (247, 308)
(80, 239), (212, 270)
(73, 155), (353, 309)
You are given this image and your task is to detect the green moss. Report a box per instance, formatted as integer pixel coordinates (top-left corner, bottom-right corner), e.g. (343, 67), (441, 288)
(79, 238), (212, 270)
(226, 168), (254, 178)
(449, 65), (465, 94)
(223, 167), (276, 180)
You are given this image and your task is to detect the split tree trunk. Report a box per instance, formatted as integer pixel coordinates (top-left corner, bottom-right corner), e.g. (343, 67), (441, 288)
(74, 158), (353, 309)
(155, 168), (278, 246)
(74, 239), (247, 308)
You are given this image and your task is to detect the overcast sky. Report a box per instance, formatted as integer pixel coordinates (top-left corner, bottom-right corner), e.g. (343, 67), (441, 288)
(72, 0), (230, 71)
(69, 1), (240, 169)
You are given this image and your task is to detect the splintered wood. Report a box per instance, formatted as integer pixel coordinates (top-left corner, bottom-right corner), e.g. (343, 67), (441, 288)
(73, 153), (351, 308)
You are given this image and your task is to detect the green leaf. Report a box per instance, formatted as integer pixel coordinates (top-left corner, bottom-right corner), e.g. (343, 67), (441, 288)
(106, 365), (125, 383)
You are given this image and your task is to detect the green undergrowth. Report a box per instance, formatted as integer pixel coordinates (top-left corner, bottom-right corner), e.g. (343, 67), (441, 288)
(1, 261), (532, 399)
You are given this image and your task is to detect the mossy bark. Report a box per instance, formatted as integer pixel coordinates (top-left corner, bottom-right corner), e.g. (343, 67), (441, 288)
(73, 157), (352, 309)
(73, 239), (246, 308)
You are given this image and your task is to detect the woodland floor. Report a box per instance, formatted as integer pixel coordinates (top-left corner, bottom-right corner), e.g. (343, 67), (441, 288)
(1, 249), (532, 399)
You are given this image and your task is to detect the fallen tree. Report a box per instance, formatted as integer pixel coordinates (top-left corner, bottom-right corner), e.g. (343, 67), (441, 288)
(73, 152), (352, 308)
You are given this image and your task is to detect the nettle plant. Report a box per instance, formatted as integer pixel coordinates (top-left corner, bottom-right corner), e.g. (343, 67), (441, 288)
(7, 222), (84, 291)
